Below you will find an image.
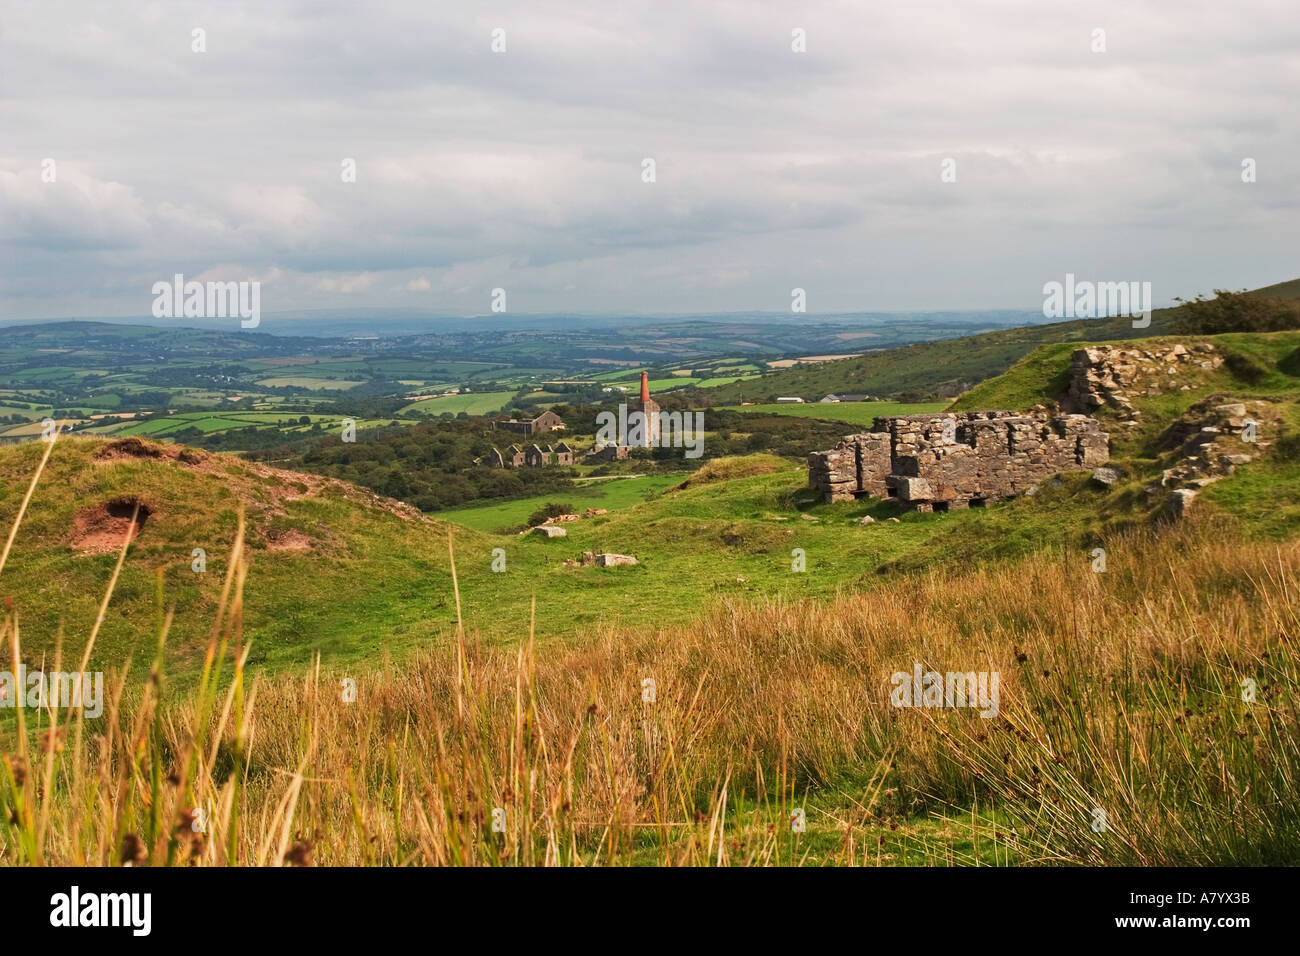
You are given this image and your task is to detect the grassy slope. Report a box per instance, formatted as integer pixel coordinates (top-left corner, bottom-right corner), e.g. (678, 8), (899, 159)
(694, 278), (1300, 403)
(0, 439), (489, 679)
(440, 472), (686, 532)
(726, 400), (949, 426)
(0, 437), (1145, 681)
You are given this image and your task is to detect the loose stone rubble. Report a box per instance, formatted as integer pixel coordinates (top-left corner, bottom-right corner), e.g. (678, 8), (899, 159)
(1064, 342), (1222, 427)
(1149, 398), (1274, 517)
(808, 410), (1110, 510)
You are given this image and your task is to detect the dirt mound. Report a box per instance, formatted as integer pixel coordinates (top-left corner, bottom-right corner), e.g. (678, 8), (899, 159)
(69, 498), (151, 554)
(94, 437), (166, 461)
(94, 437), (209, 466)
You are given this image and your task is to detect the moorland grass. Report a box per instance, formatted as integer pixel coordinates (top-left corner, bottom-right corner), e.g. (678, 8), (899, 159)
(1, 462), (1293, 864)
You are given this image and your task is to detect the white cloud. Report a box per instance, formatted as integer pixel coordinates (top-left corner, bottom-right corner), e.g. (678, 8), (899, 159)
(1, 0), (1298, 318)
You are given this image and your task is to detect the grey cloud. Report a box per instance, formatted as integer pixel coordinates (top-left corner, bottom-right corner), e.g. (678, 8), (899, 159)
(1, 0), (1297, 319)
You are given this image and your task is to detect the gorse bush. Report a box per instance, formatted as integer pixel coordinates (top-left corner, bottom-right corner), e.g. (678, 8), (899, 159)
(1171, 290), (1300, 335)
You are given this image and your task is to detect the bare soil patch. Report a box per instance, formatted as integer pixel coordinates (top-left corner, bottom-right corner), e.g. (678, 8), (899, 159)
(70, 498), (151, 554)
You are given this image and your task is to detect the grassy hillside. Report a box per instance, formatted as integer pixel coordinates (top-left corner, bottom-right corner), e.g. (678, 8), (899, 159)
(946, 329), (1300, 541)
(725, 400), (948, 427)
(693, 280), (1300, 404)
(10, 515), (1297, 866)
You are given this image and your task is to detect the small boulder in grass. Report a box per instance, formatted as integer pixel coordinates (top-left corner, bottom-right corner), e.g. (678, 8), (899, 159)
(1090, 465), (1123, 488)
(858, 515), (875, 525)
(595, 553), (637, 567)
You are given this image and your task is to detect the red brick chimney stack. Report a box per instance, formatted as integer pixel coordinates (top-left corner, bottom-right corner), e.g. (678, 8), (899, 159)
(640, 371), (650, 404)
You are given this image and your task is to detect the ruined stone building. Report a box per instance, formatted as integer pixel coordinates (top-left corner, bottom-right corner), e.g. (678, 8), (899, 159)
(587, 442), (631, 462)
(493, 409), (565, 437)
(808, 410), (1109, 510)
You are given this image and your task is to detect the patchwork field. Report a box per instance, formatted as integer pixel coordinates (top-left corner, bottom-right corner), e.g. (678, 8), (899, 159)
(727, 400), (949, 426)
(76, 411), (418, 440)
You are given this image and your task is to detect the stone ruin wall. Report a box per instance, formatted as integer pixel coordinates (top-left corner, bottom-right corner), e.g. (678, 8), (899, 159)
(1063, 342), (1223, 428)
(808, 410), (1110, 510)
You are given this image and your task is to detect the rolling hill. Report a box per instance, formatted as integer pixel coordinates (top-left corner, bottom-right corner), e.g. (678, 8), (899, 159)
(691, 278), (1300, 404)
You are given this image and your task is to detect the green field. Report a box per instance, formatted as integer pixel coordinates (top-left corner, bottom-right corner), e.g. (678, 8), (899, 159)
(256, 376), (366, 389)
(398, 391), (516, 416)
(77, 411), (418, 440)
(728, 400), (949, 426)
(441, 473), (688, 532)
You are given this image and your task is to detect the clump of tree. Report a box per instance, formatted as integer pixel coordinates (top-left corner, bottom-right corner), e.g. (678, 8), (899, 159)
(272, 419), (577, 511)
(1170, 290), (1300, 335)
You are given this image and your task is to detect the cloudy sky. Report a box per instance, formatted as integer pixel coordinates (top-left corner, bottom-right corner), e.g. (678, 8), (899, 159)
(1, 0), (1297, 321)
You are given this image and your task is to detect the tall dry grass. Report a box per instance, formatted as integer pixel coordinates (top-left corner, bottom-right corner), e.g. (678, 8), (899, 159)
(1, 437), (1296, 865)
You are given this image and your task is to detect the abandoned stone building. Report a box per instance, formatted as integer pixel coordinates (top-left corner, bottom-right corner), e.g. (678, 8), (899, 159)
(493, 409), (565, 437)
(587, 442), (631, 462)
(808, 410), (1110, 510)
(478, 440), (575, 469)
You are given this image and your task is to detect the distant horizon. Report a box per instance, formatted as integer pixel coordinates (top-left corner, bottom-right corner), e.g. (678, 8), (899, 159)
(0, 305), (1066, 341)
